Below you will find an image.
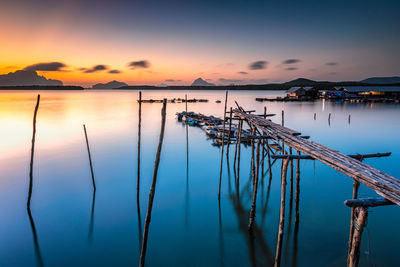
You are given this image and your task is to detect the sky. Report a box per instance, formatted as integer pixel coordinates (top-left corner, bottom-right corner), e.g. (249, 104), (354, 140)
(0, 0), (399, 87)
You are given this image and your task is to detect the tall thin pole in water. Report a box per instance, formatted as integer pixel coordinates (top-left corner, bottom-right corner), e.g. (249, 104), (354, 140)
(139, 99), (167, 267)
(137, 91), (143, 247)
(27, 94), (44, 267)
(28, 94), (40, 210)
(83, 124), (96, 191)
(218, 91), (228, 200)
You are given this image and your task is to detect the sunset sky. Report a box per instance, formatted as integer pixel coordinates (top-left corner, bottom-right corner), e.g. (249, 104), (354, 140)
(0, 0), (399, 87)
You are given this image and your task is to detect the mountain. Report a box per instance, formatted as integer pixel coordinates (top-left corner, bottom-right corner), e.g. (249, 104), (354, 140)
(360, 76), (400, 84)
(284, 78), (319, 86)
(191, 78), (215, 86)
(92, 80), (128, 89)
(0, 70), (63, 86)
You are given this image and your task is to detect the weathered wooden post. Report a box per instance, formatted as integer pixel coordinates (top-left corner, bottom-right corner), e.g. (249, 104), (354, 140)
(137, 91), (142, 200)
(27, 94), (44, 267)
(248, 135), (261, 229)
(218, 91), (228, 200)
(347, 207), (368, 267)
(83, 124), (96, 191)
(251, 128), (256, 185)
(274, 157), (290, 267)
(226, 107), (233, 155)
(295, 150), (300, 225)
(289, 147), (294, 204)
(261, 106), (267, 176)
(236, 120), (243, 182)
(137, 91), (143, 246)
(28, 94), (40, 210)
(139, 99), (167, 267)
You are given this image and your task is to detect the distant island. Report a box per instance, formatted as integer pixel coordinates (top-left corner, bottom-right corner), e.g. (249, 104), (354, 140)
(191, 77), (215, 86)
(0, 75), (399, 91)
(0, 70), (63, 86)
(92, 80), (128, 89)
(119, 77), (400, 91)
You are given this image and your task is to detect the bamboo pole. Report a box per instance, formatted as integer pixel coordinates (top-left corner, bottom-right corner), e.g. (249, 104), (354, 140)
(274, 158), (290, 267)
(83, 124), (96, 191)
(88, 190), (96, 243)
(295, 151), (300, 225)
(27, 94), (44, 267)
(248, 136), (261, 229)
(139, 99), (167, 267)
(218, 91), (228, 200)
(347, 207), (368, 267)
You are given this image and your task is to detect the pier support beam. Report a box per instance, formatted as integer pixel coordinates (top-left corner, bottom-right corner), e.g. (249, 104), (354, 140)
(347, 207), (368, 267)
(274, 157), (289, 267)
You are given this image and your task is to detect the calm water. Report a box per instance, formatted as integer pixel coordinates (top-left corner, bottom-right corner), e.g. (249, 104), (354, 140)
(0, 90), (399, 267)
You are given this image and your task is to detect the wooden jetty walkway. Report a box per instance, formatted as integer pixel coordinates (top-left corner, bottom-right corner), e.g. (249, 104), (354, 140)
(230, 104), (398, 267)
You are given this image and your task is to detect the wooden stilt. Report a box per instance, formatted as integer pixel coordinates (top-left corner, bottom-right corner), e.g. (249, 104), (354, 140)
(236, 120), (243, 182)
(218, 91), (228, 200)
(274, 158), (290, 267)
(295, 150), (300, 225)
(251, 128), (256, 185)
(347, 207), (368, 267)
(261, 107), (267, 178)
(348, 180), (360, 253)
(226, 107), (233, 155)
(139, 99), (167, 267)
(289, 147), (294, 204)
(233, 119), (240, 169)
(83, 124), (96, 191)
(248, 136), (261, 229)
(266, 138), (272, 181)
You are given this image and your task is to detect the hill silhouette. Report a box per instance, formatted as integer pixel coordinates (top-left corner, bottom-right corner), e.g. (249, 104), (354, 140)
(0, 70), (63, 86)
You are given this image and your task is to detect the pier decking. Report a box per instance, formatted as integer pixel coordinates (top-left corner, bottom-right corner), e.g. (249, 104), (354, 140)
(233, 108), (400, 206)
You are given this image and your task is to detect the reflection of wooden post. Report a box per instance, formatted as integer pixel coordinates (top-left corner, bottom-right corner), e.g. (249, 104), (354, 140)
(347, 207), (368, 267)
(274, 158), (290, 267)
(28, 94), (40, 210)
(83, 124), (96, 191)
(295, 151), (300, 224)
(218, 91), (228, 200)
(314, 113), (316, 120)
(248, 136), (261, 229)
(139, 99), (167, 267)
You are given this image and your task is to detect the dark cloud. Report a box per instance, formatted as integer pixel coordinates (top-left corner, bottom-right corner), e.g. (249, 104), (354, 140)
(238, 71), (248, 75)
(0, 70), (63, 86)
(218, 78), (243, 83)
(326, 62), (338, 66)
(108, 69), (122, 74)
(165, 79), (182, 82)
(128, 60), (150, 69)
(83, 65), (108, 73)
(285, 67), (298, 71)
(24, 62), (67, 71)
(282, 59), (301, 64)
(249, 61), (268, 70)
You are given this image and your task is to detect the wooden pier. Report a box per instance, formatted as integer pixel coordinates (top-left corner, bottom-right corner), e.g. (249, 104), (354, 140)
(229, 104), (397, 267)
